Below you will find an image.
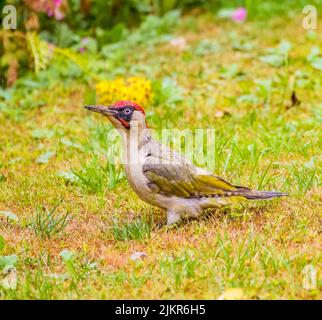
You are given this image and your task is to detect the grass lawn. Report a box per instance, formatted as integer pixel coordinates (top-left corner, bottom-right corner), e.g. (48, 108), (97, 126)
(0, 12), (321, 299)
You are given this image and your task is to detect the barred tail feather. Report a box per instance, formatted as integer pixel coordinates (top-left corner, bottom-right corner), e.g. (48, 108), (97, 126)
(236, 188), (289, 200)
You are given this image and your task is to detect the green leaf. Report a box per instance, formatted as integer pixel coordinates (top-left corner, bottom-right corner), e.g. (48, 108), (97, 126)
(307, 46), (320, 61)
(219, 64), (241, 79)
(83, 88), (96, 106)
(259, 54), (284, 67)
(238, 94), (259, 104)
(60, 138), (83, 150)
(153, 77), (184, 105)
(0, 88), (13, 101)
(60, 249), (74, 262)
(278, 40), (292, 54)
(306, 30), (317, 41)
(0, 173), (6, 183)
(57, 171), (79, 183)
(194, 39), (221, 56)
(260, 40), (291, 67)
(36, 151), (55, 164)
(217, 8), (235, 18)
(0, 211), (19, 222)
(232, 41), (254, 51)
(32, 129), (54, 139)
(0, 235), (4, 252)
(26, 32), (51, 73)
(0, 255), (18, 272)
(311, 58), (322, 71)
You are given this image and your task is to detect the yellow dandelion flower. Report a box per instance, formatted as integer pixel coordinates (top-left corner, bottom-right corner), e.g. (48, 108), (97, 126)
(96, 76), (153, 106)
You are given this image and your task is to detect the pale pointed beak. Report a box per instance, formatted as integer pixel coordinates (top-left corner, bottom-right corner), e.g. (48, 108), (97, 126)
(84, 105), (117, 117)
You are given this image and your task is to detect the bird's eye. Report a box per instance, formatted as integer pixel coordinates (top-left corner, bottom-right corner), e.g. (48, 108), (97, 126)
(123, 108), (131, 115)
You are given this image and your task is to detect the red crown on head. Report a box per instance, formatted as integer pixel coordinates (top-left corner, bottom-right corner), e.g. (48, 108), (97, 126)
(112, 100), (145, 115)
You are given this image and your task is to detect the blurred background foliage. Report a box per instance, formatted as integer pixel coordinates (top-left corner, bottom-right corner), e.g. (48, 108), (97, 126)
(0, 0), (321, 87)
(0, 1), (321, 300)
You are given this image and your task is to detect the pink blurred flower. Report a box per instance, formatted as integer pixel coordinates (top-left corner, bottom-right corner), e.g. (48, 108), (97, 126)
(169, 37), (187, 50)
(45, 0), (65, 20)
(25, 0), (66, 20)
(231, 7), (247, 22)
(81, 37), (90, 45)
(54, 7), (65, 20)
(54, 0), (63, 6)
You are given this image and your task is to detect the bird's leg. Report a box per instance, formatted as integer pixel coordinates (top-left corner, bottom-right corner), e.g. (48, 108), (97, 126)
(167, 210), (181, 225)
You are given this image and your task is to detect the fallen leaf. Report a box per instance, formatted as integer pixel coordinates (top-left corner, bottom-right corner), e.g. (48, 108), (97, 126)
(0, 211), (19, 222)
(104, 254), (127, 268)
(1, 269), (18, 290)
(36, 151), (55, 164)
(6, 59), (19, 87)
(47, 273), (68, 281)
(214, 110), (231, 118)
(290, 91), (301, 107)
(218, 288), (244, 300)
(130, 252), (147, 261)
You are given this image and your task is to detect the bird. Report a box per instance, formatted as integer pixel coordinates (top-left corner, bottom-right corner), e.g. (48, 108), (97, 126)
(85, 100), (288, 225)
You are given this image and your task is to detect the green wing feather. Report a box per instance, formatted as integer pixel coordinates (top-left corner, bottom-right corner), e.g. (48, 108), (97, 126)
(142, 142), (287, 200)
(143, 163), (237, 198)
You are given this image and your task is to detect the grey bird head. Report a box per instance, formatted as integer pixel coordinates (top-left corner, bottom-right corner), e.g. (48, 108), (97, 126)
(84, 100), (146, 130)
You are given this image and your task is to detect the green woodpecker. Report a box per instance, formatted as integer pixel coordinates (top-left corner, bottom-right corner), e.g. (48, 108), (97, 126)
(85, 101), (287, 225)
